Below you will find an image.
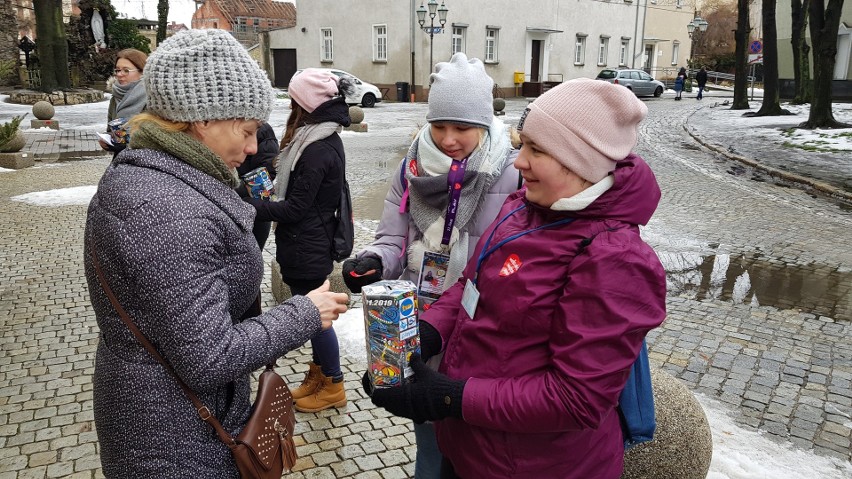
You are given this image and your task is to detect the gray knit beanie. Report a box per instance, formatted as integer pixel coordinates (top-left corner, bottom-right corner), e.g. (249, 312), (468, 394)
(144, 29), (274, 123)
(426, 52), (494, 128)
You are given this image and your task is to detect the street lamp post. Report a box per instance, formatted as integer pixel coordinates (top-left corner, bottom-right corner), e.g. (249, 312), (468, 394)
(416, 0), (448, 73)
(686, 12), (709, 67)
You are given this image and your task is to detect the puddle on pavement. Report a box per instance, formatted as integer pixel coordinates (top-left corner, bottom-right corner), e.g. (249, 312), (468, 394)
(351, 145), (408, 222)
(659, 248), (851, 321)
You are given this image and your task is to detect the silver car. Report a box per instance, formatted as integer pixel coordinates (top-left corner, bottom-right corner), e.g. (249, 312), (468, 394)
(596, 69), (665, 98)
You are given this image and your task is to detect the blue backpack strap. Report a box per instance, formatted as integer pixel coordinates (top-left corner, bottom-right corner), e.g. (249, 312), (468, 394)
(618, 340), (656, 449)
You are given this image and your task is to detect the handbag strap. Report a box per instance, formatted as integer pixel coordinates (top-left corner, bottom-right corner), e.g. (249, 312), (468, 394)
(89, 243), (271, 448)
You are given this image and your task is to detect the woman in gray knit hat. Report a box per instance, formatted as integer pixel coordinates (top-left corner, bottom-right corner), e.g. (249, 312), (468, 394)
(342, 52), (520, 479)
(83, 29), (349, 478)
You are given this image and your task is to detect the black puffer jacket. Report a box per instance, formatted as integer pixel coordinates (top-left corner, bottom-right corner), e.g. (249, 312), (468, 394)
(237, 122), (278, 180)
(250, 97), (350, 280)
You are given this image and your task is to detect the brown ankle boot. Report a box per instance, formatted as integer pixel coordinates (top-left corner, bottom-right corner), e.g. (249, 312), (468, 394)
(294, 374), (347, 413)
(291, 362), (323, 400)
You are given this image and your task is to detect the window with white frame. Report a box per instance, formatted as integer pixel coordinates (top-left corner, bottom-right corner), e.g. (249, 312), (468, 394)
(485, 27), (499, 62)
(672, 41), (680, 65)
(373, 24), (387, 61)
(321, 28), (333, 62)
(452, 26), (466, 55)
(598, 36), (609, 65)
(620, 38), (630, 65)
(574, 35), (587, 65)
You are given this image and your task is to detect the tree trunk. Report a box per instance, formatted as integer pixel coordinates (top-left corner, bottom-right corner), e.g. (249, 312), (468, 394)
(33, 0), (70, 92)
(801, 0), (849, 128)
(732, 0), (751, 109)
(157, 0), (168, 44)
(790, 0), (812, 104)
(756, 0), (787, 115)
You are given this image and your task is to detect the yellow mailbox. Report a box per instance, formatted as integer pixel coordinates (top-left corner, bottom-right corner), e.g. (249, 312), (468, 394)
(514, 71), (525, 84)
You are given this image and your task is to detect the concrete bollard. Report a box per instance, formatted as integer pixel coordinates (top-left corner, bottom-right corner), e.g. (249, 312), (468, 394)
(621, 369), (713, 479)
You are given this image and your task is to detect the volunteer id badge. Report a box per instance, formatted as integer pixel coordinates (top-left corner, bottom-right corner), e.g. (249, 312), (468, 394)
(462, 279), (480, 319)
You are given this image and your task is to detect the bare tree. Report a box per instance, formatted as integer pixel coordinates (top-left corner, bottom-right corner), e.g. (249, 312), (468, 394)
(731, 0), (751, 109)
(33, 0), (71, 92)
(696, 1), (738, 66)
(157, 0), (168, 44)
(755, 0), (790, 115)
(801, 0), (849, 128)
(790, 0), (811, 104)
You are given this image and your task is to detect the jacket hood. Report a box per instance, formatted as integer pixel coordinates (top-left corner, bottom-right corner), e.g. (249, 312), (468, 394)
(305, 96), (351, 127)
(521, 153), (661, 226)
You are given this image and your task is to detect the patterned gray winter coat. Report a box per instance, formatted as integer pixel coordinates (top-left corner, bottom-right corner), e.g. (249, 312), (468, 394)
(84, 149), (321, 478)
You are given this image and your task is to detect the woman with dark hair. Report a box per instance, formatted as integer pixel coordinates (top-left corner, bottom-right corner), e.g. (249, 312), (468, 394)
(99, 48), (148, 155)
(674, 66), (687, 101)
(245, 68), (353, 413)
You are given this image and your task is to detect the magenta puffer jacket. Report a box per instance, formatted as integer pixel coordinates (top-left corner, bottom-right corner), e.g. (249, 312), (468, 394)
(422, 154), (667, 478)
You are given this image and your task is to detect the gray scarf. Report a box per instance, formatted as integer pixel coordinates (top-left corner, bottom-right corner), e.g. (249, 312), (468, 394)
(404, 118), (511, 289)
(274, 122), (341, 198)
(112, 80), (147, 119)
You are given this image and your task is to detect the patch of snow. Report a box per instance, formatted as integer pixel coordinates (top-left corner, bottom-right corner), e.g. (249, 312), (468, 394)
(10, 185), (96, 206)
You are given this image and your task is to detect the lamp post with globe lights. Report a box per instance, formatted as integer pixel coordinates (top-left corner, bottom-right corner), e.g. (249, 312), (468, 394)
(686, 12), (709, 67)
(416, 0), (448, 73)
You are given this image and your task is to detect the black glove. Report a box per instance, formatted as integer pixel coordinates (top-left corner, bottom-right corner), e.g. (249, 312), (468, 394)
(418, 321), (442, 363)
(369, 354), (466, 424)
(342, 256), (383, 293)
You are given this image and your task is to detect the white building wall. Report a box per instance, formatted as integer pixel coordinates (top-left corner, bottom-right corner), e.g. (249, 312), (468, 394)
(266, 0), (643, 98)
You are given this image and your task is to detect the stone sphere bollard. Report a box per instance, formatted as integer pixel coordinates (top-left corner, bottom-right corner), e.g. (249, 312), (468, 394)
(493, 98), (506, 113)
(32, 101), (55, 120)
(349, 106), (365, 124)
(621, 369), (713, 479)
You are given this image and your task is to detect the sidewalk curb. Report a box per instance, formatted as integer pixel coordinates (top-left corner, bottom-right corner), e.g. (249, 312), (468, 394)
(683, 110), (852, 204)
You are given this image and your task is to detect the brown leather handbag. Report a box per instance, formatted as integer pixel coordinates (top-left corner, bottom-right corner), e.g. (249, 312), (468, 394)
(90, 245), (298, 478)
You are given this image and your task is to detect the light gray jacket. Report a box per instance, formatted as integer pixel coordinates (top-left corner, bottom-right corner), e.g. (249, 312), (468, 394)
(84, 149), (321, 478)
(359, 150), (520, 286)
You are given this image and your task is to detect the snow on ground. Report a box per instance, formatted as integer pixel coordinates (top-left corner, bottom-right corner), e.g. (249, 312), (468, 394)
(10, 185), (97, 206)
(702, 100), (852, 152)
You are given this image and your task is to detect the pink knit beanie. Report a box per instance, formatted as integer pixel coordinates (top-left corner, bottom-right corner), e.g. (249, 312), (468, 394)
(518, 78), (648, 183)
(288, 68), (340, 113)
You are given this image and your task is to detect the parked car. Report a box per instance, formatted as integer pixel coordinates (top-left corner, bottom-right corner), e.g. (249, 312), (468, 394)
(292, 68), (382, 108)
(595, 69), (665, 98)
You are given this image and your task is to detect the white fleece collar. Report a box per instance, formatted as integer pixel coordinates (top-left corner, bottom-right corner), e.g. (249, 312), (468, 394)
(550, 175), (614, 211)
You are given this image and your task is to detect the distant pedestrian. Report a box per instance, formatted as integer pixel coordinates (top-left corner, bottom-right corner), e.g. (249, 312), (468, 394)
(674, 67), (687, 101)
(696, 66), (708, 100)
(99, 48), (147, 156)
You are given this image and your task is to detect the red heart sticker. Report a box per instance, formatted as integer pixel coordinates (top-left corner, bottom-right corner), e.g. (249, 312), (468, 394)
(499, 254), (522, 276)
(409, 159), (418, 176)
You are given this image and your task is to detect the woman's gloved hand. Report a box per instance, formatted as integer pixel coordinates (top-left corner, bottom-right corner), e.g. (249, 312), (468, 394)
(342, 256), (383, 293)
(368, 354), (466, 424)
(418, 320), (442, 363)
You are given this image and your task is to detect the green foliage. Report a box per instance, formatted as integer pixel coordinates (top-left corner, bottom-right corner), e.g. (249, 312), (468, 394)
(0, 115), (26, 150)
(108, 19), (151, 54)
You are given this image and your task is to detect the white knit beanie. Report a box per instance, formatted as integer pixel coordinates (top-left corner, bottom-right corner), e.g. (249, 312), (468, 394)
(144, 29), (275, 123)
(518, 78), (648, 183)
(426, 52), (493, 128)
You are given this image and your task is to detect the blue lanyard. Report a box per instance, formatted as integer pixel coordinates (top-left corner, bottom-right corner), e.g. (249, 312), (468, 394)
(473, 205), (576, 285)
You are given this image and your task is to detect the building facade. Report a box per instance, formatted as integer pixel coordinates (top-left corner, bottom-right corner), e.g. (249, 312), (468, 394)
(192, 0), (296, 46)
(262, 0), (648, 99)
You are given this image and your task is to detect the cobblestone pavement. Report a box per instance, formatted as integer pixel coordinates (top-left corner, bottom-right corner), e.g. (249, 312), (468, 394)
(1, 94), (850, 478)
